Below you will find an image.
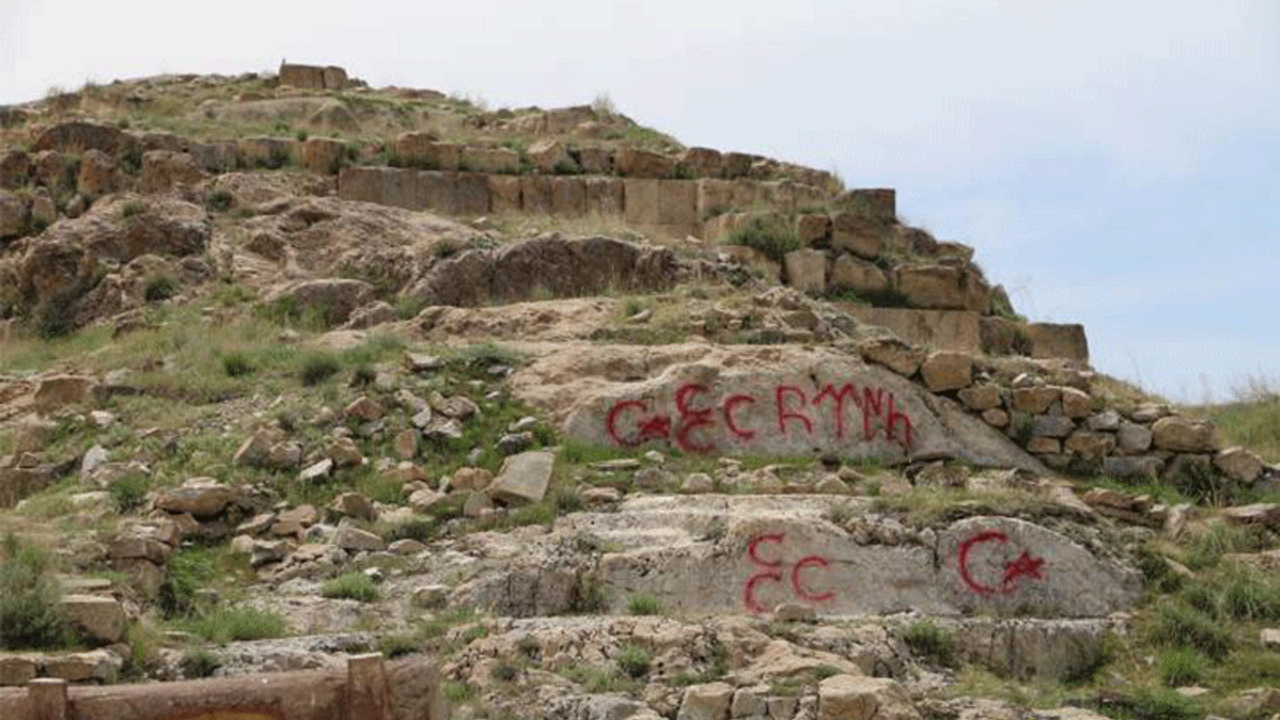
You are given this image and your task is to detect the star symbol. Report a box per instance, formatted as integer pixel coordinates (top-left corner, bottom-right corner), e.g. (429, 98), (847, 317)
(1001, 551), (1046, 592)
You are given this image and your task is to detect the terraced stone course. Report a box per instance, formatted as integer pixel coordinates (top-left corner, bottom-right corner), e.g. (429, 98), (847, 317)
(0, 62), (1278, 720)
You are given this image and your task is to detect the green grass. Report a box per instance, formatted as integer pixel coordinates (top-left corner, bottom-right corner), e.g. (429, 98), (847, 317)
(322, 572), (381, 602)
(143, 275), (178, 302)
(179, 649), (223, 678)
(1190, 376), (1280, 463)
(616, 644), (651, 679)
(188, 606), (288, 644)
(1158, 649), (1207, 687)
(724, 217), (801, 265)
(903, 620), (957, 667)
(626, 593), (663, 616)
(109, 473), (151, 513)
(159, 547), (218, 618)
(298, 353), (341, 386)
(1146, 600), (1234, 660)
(220, 352), (254, 377)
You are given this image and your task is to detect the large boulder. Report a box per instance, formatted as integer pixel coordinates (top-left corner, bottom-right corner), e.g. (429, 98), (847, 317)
(33, 121), (135, 156)
(76, 149), (117, 197)
(1151, 416), (1219, 453)
(818, 675), (920, 720)
(60, 594), (127, 644)
(0, 190), (29, 238)
(1, 149), (31, 189)
(264, 278), (378, 327)
(407, 235), (679, 307)
(140, 151), (207, 194)
(520, 343), (1043, 471)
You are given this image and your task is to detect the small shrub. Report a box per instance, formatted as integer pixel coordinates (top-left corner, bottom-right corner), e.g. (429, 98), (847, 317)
(121, 200), (146, 218)
(490, 661), (519, 682)
(0, 535), (73, 650)
(295, 129), (309, 142)
(221, 353), (254, 377)
(826, 501), (856, 527)
(442, 681), (473, 703)
(552, 486), (585, 514)
(180, 649), (223, 678)
(189, 606), (287, 644)
(626, 593), (662, 616)
(902, 620), (956, 667)
(109, 473), (151, 513)
(350, 364), (376, 388)
(553, 159), (582, 175)
(725, 218), (801, 265)
(1011, 413), (1036, 446)
(159, 548), (216, 618)
(1158, 649), (1206, 687)
(382, 518), (434, 544)
(377, 634), (420, 658)
(299, 354), (341, 386)
(617, 644), (651, 678)
(143, 275), (178, 302)
(204, 189), (234, 212)
(322, 572), (380, 602)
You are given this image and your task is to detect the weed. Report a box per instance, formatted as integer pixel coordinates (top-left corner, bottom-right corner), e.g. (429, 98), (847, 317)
(381, 518), (434, 544)
(188, 606), (287, 644)
(1158, 649), (1206, 687)
(902, 620), (957, 667)
(442, 681), (474, 703)
(377, 633), (420, 658)
(725, 217), (801, 265)
(1183, 524), (1263, 571)
(299, 353), (341, 386)
(617, 643), (651, 678)
(627, 593), (663, 616)
(322, 572), (381, 602)
(143, 275), (178, 302)
(1103, 686), (1202, 720)
(221, 353), (254, 377)
(490, 661), (519, 682)
(121, 200), (146, 218)
(204, 189), (234, 212)
(1011, 413), (1036, 446)
(180, 649), (223, 678)
(1146, 600), (1233, 660)
(159, 547), (217, 618)
(826, 501), (857, 527)
(0, 534), (72, 650)
(350, 364), (376, 388)
(109, 473), (151, 513)
(552, 486), (585, 514)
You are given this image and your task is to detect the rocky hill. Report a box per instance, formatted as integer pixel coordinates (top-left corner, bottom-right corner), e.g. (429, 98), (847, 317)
(1, 63), (1279, 720)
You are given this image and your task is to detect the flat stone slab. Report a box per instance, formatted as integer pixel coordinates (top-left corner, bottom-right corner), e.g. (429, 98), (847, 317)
(487, 451), (554, 505)
(575, 498), (1140, 619)
(516, 344), (1044, 471)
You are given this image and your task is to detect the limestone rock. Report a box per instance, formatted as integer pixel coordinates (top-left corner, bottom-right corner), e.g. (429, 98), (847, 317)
(330, 493), (376, 522)
(958, 384), (1001, 411)
(1261, 628), (1280, 651)
(155, 477), (234, 518)
(344, 396), (383, 421)
(1117, 422), (1153, 454)
(1214, 447), (1263, 484)
(300, 137), (347, 174)
(488, 451), (554, 505)
(855, 336), (926, 377)
(1012, 387), (1060, 414)
(264, 279), (377, 328)
(677, 682), (734, 720)
(43, 649), (121, 683)
(0, 189), (29, 238)
(394, 429), (419, 460)
(1152, 416), (1219, 452)
(0, 149), (31, 189)
(140, 151), (207, 194)
(830, 254), (888, 293)
(895, 264), (971, 310)
(34, 375), (96, 414)
(299, 458), (333, 482)
(615, 147), (675, 178)
(920, 351), (972, 392)
(76, 149), (116, 197)
(60, 594), (126, 644)
(1223, 504), (1280, 528)
(818, 675), (921, 720)
(409, 488), (446, 513)
(831, 213), (888, 259)
(797, 214), (831, 247)
(527, 139), (574, 174)
(1059, 387), (1092, 418)
(682, 473), (715, 494)
(783, 248), (826, 293)
(334, 525), (386, 552)
(233, 428), (275, 468)
(0, 656), (37, 686)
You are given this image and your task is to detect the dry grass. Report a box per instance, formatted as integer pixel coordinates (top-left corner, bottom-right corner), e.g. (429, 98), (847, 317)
(1186, 374), (1280, 463)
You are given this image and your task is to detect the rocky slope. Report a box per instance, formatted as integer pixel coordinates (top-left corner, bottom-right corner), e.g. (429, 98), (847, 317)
(1, 63), (1280, 720)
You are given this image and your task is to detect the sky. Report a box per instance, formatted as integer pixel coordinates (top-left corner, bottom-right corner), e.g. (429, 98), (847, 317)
(2, 0), (1277, 403)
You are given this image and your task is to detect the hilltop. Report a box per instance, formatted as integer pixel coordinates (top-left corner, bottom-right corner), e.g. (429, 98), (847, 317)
(1, 63), (1279, 720)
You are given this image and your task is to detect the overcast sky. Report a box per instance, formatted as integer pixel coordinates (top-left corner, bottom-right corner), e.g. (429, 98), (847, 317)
(3, 0), (1277, 402)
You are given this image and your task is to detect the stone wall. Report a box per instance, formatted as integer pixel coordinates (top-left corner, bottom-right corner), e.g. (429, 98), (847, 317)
(278, 63), (348, 90)
(0, 654), (445, 720)
(338, 166), (844, 239)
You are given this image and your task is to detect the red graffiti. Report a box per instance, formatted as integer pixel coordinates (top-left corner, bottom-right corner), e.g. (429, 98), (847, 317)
(723, 394), (757, 441)
(775, 385), (815, 435)
(676, 384), (715, 453)
(743, 533), (835, 613)
(792, 555), (836, 602)
(958, 530), (1047, 595)
(606, 400), (671, 446)
(603, 379), (916, 454)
